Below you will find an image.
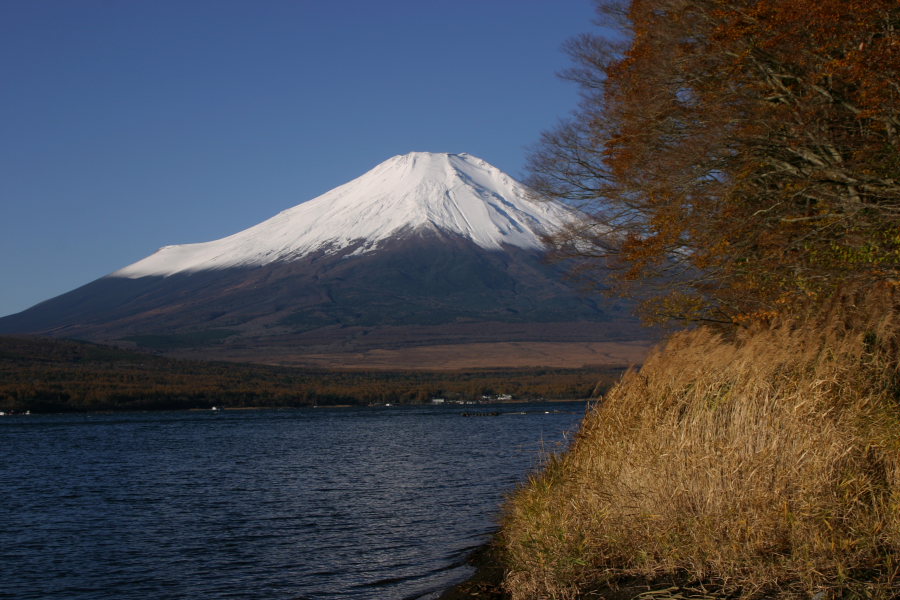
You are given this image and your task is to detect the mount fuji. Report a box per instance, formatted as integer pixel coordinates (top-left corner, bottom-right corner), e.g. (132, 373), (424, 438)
(0, 152), (647, 367)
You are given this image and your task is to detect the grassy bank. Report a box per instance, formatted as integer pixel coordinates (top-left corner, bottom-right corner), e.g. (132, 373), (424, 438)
(500, 286), (900, 599)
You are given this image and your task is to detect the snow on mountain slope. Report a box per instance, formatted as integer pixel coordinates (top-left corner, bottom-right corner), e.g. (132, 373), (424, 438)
(113, 152), (575, 278)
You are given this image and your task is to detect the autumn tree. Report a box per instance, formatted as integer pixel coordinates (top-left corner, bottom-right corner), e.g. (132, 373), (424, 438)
(531, 0), (900, 323)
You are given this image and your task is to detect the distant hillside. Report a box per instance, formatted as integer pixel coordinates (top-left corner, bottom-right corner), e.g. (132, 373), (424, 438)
(0, 336), (622, 412)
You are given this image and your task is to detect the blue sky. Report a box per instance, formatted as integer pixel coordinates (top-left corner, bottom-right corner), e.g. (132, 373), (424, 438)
(1, 0), (600, 318)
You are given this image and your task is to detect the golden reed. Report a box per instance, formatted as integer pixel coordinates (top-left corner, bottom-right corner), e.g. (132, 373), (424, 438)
(502, 284), (900, 599)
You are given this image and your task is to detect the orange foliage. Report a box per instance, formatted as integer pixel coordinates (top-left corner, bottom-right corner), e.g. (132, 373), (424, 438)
(529, 0), (900, 324)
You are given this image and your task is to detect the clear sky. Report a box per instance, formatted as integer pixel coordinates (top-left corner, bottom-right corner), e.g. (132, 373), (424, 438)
(1, 0), (599, 318)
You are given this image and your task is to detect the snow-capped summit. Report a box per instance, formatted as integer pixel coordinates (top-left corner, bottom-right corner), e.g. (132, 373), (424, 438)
(0, 150), (649, 364)
(113, 152), (574, 278)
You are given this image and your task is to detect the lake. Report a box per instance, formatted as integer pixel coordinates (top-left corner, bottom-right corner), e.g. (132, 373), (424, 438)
(0, 402), (587, 599)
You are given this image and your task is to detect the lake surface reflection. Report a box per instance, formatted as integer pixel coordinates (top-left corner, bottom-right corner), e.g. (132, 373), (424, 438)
(1, 402), (586, 599)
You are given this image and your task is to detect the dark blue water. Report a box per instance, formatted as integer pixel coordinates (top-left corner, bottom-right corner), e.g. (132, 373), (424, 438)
(0, 402), (585, 599)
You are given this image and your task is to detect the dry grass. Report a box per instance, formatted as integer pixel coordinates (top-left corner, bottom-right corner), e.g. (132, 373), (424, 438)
(501, 285), (900, 599)
(173, 340), (654, 370)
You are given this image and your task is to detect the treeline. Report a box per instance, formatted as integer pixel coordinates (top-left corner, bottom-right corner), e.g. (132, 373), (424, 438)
(0, 336), (622, 413)
(531, 0), (900, 324)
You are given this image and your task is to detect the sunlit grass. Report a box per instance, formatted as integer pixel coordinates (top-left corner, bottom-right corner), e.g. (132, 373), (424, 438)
(501, 284), (900, 599)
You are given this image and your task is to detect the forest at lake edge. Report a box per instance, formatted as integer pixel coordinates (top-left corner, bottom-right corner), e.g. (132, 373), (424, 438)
(0, 336), (622, 413)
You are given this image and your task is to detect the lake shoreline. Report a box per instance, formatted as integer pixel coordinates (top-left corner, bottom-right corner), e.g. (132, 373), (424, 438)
(438, 540), (508, 600)
(437, 540), (693, 600)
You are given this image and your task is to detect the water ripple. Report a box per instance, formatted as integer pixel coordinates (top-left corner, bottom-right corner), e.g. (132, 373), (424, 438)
(1, 403), (584, 599)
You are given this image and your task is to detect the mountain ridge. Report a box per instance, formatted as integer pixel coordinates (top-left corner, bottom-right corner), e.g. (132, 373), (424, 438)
(0, 152), (651, 367)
